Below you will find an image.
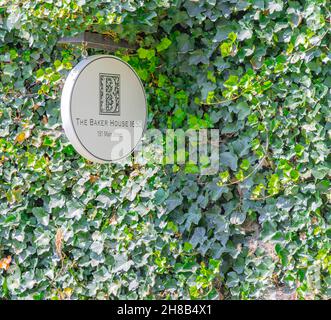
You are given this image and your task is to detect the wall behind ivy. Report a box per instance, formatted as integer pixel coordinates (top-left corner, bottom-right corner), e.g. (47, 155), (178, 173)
(0, 0), (330, 300)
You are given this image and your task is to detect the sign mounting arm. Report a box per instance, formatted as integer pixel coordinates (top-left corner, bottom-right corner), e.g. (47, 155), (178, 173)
(58, 31), (137, 52)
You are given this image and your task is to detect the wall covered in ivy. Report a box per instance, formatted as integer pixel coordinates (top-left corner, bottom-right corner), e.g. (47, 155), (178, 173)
(0, 0), (330, 299)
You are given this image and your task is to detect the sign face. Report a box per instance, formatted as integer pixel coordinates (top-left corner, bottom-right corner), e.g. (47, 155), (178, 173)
(61, 55), (147, 163)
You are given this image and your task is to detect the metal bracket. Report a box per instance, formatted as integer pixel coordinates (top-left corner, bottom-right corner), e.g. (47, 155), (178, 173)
(58, 31), (136, 51)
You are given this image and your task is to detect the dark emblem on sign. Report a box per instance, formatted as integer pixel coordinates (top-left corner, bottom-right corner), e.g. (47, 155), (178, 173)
(99, 73), (120, 115)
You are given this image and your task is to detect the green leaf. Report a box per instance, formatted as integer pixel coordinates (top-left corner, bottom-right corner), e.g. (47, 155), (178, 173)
(290, 169), (300, 181)
(32, 208), (49, 226)
(220, 42), (232, 58)
(36, 69), (44, 80)
(230, 211), (246, 225)
(294, 144), (305, 156)
(223, 75), (239, 89)
(240, 159), (250, 171)
(220, 152), (238, 171)
(156, 37), (172, 52)
(228, 32), (237, 43)
(190, 227), (206, 248)
(183, 242), (193, 252)
(262, 81), (273, 90)
(137, 48), (155, 60)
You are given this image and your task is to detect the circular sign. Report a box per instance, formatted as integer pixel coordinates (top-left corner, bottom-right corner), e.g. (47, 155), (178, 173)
(61, 55), (147, 163)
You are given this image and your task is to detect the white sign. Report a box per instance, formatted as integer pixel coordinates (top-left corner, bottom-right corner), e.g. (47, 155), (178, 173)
(61, 55), (147, 163)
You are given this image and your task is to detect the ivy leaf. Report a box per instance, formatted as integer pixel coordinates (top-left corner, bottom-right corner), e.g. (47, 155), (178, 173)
(176, 33), (194, 53)
(190, 227), (206, 248)
(90, 241), (104, 255)
(230, 211), (246, 225)
(223, 75), (239, 90)
(294, 144), (305, 156)
(6, 11), (21, 31)
(220, 152), (238, 171)
(240, 159), (250, 171)
(237, 102), (250, 120)
(156, 37), (172, 52)
(32, 208), (49, 226)
(36, 69), (44, 80)
(137, 48), (155, 60)
(166, 194), (183, 212)
(220, 42), (232, 58)
(113, 255), (133, 273)
(15, 132), (26, 144)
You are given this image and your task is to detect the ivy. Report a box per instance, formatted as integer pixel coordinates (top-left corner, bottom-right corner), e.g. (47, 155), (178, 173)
(0, 0), (330, 300)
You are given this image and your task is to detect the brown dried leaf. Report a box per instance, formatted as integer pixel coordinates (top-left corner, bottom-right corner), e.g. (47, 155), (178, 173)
(109, 214), (117, 225)
(55, 228), (63, 260)
(89, 175), (99, 183)
(0, 256), (12, 271)
(42, 115), (48, 125)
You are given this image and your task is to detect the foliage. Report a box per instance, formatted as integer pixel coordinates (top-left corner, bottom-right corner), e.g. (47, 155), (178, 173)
(0, 0), (330, 300)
